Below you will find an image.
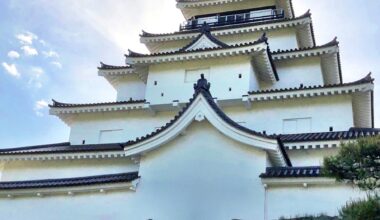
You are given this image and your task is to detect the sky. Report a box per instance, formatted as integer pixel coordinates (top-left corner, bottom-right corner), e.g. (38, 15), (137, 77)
(0, 0), (379, 148)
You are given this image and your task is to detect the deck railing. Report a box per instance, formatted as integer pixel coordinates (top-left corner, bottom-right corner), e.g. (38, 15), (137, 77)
(180, 9), (284, 31)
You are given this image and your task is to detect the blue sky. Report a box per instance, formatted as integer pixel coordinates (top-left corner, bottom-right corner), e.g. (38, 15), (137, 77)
(0, 0), (379, 148)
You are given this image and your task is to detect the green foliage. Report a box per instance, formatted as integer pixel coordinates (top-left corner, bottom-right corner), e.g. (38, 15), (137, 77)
(339, 195), (380, 220)
(279, 214), (338, 220)
(323, 136), (380, 191)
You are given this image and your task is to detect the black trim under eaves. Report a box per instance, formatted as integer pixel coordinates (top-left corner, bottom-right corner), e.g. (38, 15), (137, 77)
(337, 52), (343, 84)
(310, 21), (317, 47)
(267, 47), (279, 81)
(372, 91), (375, 128)
(277, 138), (292, 167)
(194, 6), (276, 19)
(289, 0), (295, 18)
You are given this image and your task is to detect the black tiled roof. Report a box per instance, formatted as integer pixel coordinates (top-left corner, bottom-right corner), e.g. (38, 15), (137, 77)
(0, 172), (139, 190)
(97, 62), (132, 70)
(279, 127), (380, 143)
(0, 143), (124, 155)
(260, 166), (322, 178)
(272, 37), (338, 54)
(140, 9), (310, 38)
(127, 33), (268, 58)
(179, 24), (229, 52)
(49, 98), (146, 108)
(248, 73), (373, 95)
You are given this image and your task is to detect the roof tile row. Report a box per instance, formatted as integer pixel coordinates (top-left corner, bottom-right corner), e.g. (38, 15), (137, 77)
(0, 172), (139, 190)
(260, 166), (321, 178)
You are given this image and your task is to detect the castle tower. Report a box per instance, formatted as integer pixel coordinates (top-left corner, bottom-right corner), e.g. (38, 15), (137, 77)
(0, 1), (377, 219)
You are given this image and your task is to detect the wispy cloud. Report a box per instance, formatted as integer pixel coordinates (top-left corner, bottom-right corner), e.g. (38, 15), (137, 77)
(34, 100), (49, 117)
(42, 50), (59, 58)
(7, 51), (20, 59)
(21, 45), (38, 56)
(31, 67), (44, 76)
(50, 61), (62, 69)
(15, 32), (38, 45)
(28, 67), (45, 88)
(39, 39), (47, 46)
(2, 62), (20, 78)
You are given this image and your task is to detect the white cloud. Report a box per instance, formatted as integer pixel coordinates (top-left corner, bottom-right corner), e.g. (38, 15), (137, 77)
(34, 100), (49, 117)
(42, 50), (59, 58)
(28, 67), (44, 88)
(2, 62), (20, 78)
(51, 61), (62, 69)
(31, 67), (44, 76)
(21, 45), (38, 56)
(39, 39), (47, 46)
(7, 51), (20, 59)
(15, 32), (38, 45)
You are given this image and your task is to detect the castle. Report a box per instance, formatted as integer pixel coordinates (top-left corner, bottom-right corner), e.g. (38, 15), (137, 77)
(0, 1), (378, 219)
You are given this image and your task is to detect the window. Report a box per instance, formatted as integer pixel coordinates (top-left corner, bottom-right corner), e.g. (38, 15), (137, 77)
(283, 118), (312, 134)
(98, 129), (124, 144)
(185, 68), (210, 83)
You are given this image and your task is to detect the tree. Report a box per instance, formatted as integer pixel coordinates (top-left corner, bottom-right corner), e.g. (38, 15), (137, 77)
(323, 136), (380, 191)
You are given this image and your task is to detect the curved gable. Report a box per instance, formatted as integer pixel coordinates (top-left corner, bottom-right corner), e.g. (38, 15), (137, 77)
(124, 75), (291, 167)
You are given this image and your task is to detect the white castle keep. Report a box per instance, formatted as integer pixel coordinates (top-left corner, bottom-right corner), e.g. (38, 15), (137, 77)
(0, 1), (378, 219)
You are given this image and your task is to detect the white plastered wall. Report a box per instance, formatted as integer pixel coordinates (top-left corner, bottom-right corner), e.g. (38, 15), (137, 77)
(69, 111), (176, 145)
(1, 158), (138, 181)
(115, 75), (146, 101)
(0, 121), (269, 220)
(219, 28), (299, 51)
(261, 57), (324, 90)
(224, 95), (355, 134)
(146, 56), (253, 105)
(68, 94), (354, 145)
(286, 148), (340, 167)
(0, 115), (366, 220)
(266, 185), (366, 220)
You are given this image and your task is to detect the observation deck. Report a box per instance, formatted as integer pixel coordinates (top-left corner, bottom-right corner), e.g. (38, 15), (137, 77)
(180, 8), (284, 31)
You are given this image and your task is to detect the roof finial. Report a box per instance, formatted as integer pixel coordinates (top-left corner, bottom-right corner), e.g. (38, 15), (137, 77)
(259, 32), (268, 44)
(200, 22), (211, 33)
(194, 74), (211, 93)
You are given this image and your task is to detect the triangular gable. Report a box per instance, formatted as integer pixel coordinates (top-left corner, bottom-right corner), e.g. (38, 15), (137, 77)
(123, 75), (291, 167)
(180, 24), (229, 52)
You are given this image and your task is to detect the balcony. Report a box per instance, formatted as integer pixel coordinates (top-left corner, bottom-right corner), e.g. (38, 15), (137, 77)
(180, 9), (284, 31)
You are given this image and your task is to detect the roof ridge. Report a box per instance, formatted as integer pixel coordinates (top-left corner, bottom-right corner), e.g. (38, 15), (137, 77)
(49, 98), (146, 108)
(179, 24), (229, 52)
(279, 127), (380, 143)
(272, 37), (338, 54)
(127, 33), (268, 58)
(98, 62), (132, 70)
(0, 142), (70, 153)
(0, 172), (139, 190)
(260, 166), (322, 178)
(248, 73), (373, 95)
